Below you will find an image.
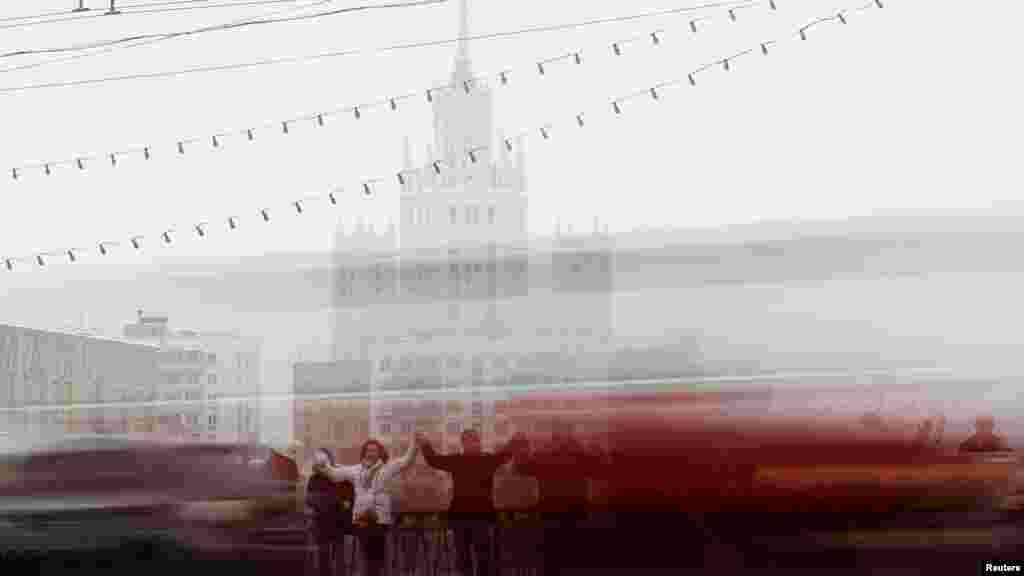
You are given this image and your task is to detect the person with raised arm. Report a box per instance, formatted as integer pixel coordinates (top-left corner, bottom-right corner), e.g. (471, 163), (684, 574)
(960, 415), (1009, 453)
(416, 429), (528, 576)
(314, 436), (419, 576)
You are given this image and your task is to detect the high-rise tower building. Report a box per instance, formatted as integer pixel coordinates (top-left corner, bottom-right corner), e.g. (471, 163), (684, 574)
(325, 0), (613, 458)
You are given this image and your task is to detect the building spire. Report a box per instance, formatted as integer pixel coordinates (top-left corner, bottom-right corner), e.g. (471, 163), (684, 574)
(452, 0), (472, 83)
(457, 0), (470, 63)
(402, 136), (413, 171)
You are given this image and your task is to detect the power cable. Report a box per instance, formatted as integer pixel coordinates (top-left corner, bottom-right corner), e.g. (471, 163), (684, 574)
(3, 0), (757, 180)
(0, 0), (337, 76)
(0, 0), (449, 59)
(0, 0), (341, 29)
(0, 0), (886, 272)
(0, 0), (753, 95)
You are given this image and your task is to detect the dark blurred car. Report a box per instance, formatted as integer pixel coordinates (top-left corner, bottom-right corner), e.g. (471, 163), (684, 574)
(0, 435), (183, 553)
(0, 435), (302, 555)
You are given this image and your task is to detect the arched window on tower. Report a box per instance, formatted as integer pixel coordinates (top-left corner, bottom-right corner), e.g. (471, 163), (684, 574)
(488, 206), (495, 225)
(450, 206), (457, 225)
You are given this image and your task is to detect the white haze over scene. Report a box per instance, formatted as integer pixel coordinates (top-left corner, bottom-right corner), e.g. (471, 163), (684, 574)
(0, 0), (1023, 444)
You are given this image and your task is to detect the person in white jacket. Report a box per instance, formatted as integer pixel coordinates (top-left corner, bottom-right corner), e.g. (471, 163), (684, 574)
(314, 436), (418, 576)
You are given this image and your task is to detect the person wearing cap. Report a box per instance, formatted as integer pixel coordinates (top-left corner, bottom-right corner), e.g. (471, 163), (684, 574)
(416, 429), (527, 576)
(314, 436), (418, 576)
(959, 416), (1009, 453)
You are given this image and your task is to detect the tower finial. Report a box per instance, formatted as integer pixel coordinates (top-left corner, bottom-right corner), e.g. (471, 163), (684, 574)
(402, 136), (413, 171)
(451, 0), (472, 83)
(457, 0), (470, 63)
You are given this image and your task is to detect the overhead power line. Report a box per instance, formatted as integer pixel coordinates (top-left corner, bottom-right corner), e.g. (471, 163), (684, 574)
(0, 0), (339, 30)
(0, 0), (337, 76)
(0, 0), (448, 60)
(117, 0), (316, 11)
(0, 0), (886, 272)
(3, 0), (762, 181)
(0, 0), (753, 95)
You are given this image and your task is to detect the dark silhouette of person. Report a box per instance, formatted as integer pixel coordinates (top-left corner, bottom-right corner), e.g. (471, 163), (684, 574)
(959, 416), (1009, 453)
(514, 422), (605, 576)
(307, 448), (353, 576)
(417, 429), (527, 576)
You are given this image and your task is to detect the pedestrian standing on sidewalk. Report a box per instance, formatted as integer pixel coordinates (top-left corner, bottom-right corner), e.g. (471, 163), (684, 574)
(314, 437), (419, 576)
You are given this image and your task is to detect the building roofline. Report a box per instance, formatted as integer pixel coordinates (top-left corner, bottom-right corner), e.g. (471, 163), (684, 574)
(0, 321), (160, 350)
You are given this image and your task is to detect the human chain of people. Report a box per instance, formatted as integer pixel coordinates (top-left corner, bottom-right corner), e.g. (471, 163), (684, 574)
(2, 0), (885, 273)
(297, 409), (1016, 576)
(304, 421), (622, 576)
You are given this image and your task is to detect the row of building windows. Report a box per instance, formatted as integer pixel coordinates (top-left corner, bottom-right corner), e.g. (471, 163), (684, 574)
(162, 389), (202, 402)
(379, 355), (514, 372)
(446, 205), (497, 226)
(165, 373), (217, 386)
(162, 350), (216, 364)
(404, 205), (504, 227)
(373, 419), (595, 439)
(338, 260), (527, 286)
(378, 420), (478, 436)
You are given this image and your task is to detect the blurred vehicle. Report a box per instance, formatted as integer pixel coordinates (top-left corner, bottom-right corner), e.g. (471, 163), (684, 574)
(0, 435), (305, 555)
(971, 451), (1024, 513)
(484, 381), (1024, 572)
(0, 435), (183, 553)
(497, 382), (1023, 517)
(171, 442), (304, 528)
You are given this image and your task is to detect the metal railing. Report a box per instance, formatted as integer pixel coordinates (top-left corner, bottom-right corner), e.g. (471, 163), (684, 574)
(302, 510), (551, 576)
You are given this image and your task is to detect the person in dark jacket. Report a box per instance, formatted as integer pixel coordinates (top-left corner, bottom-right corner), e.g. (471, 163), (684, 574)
(307, 448), (352, 576)
(515, 422), (604, 576)
(417, 429), (527, 576)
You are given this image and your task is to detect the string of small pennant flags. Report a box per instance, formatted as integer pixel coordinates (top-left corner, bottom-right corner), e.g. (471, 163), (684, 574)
(1, 0), (885, 273)
(6, 0), (770, 184)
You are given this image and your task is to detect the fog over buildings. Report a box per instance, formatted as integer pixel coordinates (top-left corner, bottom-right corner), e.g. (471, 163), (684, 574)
(5, 207), (1024, 446)
(1, 0), (1023, 447)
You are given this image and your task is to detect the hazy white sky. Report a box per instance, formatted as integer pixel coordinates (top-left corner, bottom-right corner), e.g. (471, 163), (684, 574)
(0, 0), (1021, 270)
(4, 0), (1024, 445)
